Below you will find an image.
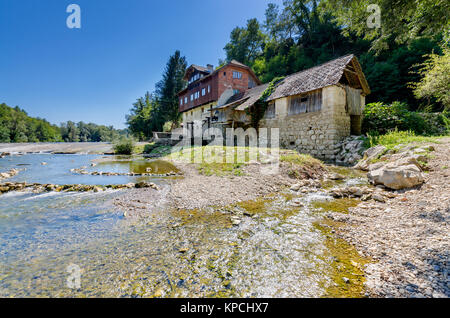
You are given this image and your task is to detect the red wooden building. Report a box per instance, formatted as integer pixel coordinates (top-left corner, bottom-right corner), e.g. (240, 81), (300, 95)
(178, 60), (261, 114)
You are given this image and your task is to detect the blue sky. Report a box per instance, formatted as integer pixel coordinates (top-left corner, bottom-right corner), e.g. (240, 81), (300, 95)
(0, 0), (282, 129)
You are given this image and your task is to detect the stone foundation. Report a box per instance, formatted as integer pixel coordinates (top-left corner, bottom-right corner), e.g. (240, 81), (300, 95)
(260, 86), (358, 160)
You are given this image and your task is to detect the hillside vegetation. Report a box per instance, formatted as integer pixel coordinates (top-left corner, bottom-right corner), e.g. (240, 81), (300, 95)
(0, 103), (127, 143)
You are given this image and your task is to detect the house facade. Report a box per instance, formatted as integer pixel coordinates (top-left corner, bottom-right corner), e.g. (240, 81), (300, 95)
(178, 60), (261, 135)
(178, 54), (370, 160)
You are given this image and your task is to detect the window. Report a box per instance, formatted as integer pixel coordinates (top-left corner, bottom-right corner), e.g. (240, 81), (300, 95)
(248, 77), (255, 88)
(233, 89), (240, 95)
(233, 71), (242, 79)
(223, 72), (226, 76)
(264, 103), (275, 119)
(202, 88), (206, 96)
(208, 85), (210, 93)
(180, 98), (183, 106)
(189, 73), (201, 84)
(184, 97), (188, 104)
(190, 94), (194, 101)
(194, 91), (199, 99)
(288, 90), (322, 115)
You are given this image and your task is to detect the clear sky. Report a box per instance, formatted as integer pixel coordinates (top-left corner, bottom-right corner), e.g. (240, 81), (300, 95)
(0, 0), (282, 129)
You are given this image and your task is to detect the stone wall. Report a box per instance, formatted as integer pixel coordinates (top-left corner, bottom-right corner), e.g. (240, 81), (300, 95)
(260, 85), (358, 160)
(182, 102), (216, 129)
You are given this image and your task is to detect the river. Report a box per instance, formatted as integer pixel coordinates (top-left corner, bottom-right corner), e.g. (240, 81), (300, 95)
(0, 153), (368, 297)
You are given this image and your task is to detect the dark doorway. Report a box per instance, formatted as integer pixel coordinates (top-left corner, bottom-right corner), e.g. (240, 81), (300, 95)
(350, 115), (362, 135)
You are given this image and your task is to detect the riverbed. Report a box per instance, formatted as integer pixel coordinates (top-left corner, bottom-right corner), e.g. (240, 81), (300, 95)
(0, 152), (368, 297)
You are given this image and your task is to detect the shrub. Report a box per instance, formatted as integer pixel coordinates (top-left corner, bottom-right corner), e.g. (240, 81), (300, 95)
(143, 142), (157, 154)
(362, 101), (449, 135)
(163, 121), (174, 132)
(113, 137), (135, 155)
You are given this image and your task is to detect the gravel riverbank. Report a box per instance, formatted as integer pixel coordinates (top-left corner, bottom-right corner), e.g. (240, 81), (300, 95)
(332, 138), (450, 298)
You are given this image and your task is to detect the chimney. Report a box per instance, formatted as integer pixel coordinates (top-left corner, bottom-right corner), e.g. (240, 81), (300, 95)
(207, 64), (214, 73)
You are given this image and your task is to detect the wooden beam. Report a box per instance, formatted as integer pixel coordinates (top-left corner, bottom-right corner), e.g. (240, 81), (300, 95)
(350, 58), (371, 95)
(344, 68), (358, 76)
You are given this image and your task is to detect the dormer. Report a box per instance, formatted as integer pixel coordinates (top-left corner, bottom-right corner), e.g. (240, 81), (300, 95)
(183, 64), (213, 85)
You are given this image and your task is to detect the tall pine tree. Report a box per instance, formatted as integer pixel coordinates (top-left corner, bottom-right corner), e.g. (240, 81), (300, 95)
(155, 50), (187, 130)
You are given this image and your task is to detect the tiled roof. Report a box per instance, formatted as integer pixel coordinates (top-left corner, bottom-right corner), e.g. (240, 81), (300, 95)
(229, 60), (249, 68)
(235, 84), (270, 111)
(217, 83), (270, 110)
(267, 54), (370, 101)
(190, 64), (210, 73)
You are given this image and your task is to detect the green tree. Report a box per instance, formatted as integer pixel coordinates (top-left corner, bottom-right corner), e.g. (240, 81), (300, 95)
(224, 18), (266, 66)
(412, 47), (450, 110)
(126, 92), (163, 140)
(325, 0), (449, 51)
(154, 50), (187, 130)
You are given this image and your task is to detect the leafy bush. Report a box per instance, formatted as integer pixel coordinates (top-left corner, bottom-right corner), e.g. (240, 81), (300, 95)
(113, 137), (135, 155)
(163, 121), (174, 132)
(143, 143), (157, 154)
(362, 101), (449, 135)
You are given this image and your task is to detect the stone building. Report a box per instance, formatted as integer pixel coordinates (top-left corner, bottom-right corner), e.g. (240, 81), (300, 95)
(178, 54), (370, 160)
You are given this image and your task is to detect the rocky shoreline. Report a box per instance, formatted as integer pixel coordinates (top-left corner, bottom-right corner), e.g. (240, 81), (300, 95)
(330, 138), (450, 298)
(0, 168), (20, 181)
(70, 167), (181, 178)
(0, 181), (159, 194)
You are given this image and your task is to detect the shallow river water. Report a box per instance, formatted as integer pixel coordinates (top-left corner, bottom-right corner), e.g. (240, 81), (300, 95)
(0, 154), (367, 297)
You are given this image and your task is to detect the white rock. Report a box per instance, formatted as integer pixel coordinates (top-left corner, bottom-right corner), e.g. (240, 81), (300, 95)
(368, 164), (425, 190)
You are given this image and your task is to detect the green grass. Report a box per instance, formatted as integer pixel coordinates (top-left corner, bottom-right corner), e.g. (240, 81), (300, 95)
(156, 145), (326, 177)
(146, 144), (173, 156)
(133, 144), (147, 154)
(165, 145), (275, 163)
(162, 145), (280, 176)
(280, 152), (324, 168)
(363, 129), (446, 150)
(198, 162), (244, 177)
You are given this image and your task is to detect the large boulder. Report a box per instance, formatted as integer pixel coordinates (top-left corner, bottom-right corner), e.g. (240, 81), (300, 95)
(368, 164), (425, 190)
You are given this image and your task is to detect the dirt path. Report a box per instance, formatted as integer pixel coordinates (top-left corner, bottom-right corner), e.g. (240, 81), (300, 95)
(335, 138), (450, 298)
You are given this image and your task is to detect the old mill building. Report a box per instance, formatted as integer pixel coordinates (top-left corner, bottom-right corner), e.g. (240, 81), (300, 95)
(178, 54), (370, 160)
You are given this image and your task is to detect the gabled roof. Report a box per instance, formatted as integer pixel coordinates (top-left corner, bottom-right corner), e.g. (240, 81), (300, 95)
(178, 60), (262, 96)
(267, 54), (370, 101)
(214, 54), (370, 112)
(183, 64), (211, 80)
(190, 64), (209, 73)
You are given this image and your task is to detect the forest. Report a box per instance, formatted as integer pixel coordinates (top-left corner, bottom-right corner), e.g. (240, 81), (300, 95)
(0, 103), (127, 143)
(126, 0), (449, 140)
